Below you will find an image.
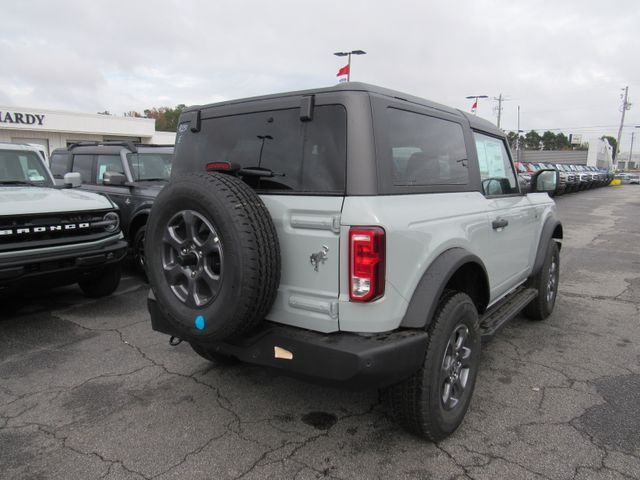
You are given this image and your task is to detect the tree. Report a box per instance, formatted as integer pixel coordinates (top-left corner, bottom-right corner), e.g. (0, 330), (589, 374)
(524, 130), (542, 150)
(601, 136), (617, 160)
(506, 131), (524, 151)
(555, 133), (571, 150)
(97, 110), (111, 115)
(143, 104), (186, 132)
(541, 131), (557, 150)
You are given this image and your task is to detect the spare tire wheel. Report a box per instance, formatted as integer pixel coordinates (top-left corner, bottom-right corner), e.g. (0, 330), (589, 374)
(145, 172), (281, 341)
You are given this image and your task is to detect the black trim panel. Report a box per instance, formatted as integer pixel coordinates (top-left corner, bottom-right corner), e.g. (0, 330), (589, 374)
(148, 292), (428, 390)
(400, 248), (490, 328)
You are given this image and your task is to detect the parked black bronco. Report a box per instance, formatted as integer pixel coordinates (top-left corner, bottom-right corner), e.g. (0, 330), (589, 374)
(0, 142), (127, 298)
(50, 141), (173, 273)
(145, 83), (562, 440)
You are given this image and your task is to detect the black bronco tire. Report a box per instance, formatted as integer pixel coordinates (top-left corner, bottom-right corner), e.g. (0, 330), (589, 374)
(78, 264), (121, 298)
(133, 224), (148, 278)
(382, 292), (481, 441)
(190, 342), (240, 365)
(145, 172), (280, 342)
(523, 241), (560, 320)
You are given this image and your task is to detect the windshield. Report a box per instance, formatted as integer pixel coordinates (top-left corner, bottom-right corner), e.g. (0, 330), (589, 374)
(0, 149), (52, 186)
(126, 153), (173, 181)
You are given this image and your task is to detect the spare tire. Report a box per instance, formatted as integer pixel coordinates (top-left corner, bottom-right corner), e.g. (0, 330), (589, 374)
(145, 172), (280, 341)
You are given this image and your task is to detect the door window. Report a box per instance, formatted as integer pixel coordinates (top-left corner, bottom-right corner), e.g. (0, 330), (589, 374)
(474, 133), (519, 196)
(96, 155), (125, 184)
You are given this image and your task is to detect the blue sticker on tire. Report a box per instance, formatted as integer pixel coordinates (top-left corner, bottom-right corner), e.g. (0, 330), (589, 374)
(195, 315), (205, 330)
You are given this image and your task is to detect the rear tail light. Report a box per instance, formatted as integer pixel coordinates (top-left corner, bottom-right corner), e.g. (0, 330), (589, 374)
(349, 227), (385, 302)
(206, 162), (233, 171)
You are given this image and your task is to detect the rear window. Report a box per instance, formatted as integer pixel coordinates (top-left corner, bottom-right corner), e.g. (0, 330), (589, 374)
(182, 105), (346, 193)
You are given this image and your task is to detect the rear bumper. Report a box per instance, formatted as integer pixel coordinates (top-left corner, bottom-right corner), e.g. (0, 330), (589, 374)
(0, 233), (127, 286)
(148, 293), (428, 390)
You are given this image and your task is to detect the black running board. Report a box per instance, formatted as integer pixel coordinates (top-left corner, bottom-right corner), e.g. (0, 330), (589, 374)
(479, 286), (538, 339)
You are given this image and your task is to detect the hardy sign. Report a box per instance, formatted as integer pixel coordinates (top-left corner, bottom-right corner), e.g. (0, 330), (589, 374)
(0, 111), (45, 126)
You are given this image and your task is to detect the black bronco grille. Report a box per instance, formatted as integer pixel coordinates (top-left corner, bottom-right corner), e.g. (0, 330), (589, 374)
(0, 209), (117, 252)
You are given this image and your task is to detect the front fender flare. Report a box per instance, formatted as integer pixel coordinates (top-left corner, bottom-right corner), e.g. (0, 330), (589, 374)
(531, 217), (563, 278)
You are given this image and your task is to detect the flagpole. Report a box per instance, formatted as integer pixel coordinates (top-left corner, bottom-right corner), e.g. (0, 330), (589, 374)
(334, 50), (366, 83)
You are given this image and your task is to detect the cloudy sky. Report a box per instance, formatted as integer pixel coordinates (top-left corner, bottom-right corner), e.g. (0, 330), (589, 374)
(2, 0), (640, 150)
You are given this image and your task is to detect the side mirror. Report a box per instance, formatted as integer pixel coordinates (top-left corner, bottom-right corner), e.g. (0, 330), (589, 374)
(530, 169), (559, 195)
(63, 172), (82, 188)
(103, 171), (127, 186)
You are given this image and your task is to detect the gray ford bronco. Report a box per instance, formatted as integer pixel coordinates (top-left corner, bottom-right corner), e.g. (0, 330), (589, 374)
(0, 142), (127, 298)
(145, 83), (562, 441)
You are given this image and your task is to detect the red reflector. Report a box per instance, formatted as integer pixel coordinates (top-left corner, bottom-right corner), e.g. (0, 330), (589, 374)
(206, 162), (232, 171)
(349, 227), (385, 302)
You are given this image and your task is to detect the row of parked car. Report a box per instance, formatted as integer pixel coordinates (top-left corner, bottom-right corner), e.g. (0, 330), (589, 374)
(515, 161), (614, 195)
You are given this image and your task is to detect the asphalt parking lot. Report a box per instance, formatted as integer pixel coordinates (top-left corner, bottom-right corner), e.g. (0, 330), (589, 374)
(1, 186), (639, 480)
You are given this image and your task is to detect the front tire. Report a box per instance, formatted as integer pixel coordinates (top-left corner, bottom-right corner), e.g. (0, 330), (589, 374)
(523, 241), (560, 320)
(133, 225), (148, 278)
(78, 264), (121, 298)
(382, 292), (481, 441)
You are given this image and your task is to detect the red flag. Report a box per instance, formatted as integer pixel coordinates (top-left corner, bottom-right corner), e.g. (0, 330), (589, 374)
(336, 64), (350, 77)
(471, 100), (478, 112)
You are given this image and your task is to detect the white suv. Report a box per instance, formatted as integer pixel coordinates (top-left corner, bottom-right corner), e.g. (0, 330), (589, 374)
(0, 142), (127, 298)
(144, 83), (563, 441)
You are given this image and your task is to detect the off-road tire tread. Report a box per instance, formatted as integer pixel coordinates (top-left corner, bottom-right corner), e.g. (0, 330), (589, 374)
(382, 291), (479, 441)
(523, 241), (559, 321)
(148, 172), (280, 340)
(78, 264), (121, 298)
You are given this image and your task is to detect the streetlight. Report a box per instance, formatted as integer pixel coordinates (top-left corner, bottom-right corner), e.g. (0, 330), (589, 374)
(465, 95), (488, 115)
(334, 50), (366, 82)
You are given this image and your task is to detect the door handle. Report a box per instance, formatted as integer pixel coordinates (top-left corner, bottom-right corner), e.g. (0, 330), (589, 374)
(492, 218), (509, 229)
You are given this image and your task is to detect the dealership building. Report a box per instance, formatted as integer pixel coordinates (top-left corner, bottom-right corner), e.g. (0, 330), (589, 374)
(0, 106), (176, 155)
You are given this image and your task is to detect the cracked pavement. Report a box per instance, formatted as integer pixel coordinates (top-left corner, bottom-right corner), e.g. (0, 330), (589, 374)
(1, 186), (639, 480)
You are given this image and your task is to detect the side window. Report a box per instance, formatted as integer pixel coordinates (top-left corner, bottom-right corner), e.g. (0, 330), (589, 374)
(386, 108), (469, 186)
(71, 155), (94, 184)
(474, 133), (519, 196)
(96, 155), (125, 184)
(50, 153), (69, 179)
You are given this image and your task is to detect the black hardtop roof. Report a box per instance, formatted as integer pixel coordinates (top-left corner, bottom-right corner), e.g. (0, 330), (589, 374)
(185, 82), (503, 136)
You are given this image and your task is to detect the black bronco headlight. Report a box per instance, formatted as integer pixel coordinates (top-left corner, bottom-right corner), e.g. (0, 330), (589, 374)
(103, 212), (120, 233)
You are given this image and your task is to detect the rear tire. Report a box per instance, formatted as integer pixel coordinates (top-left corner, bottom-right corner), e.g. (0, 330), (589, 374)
(523, 241), (560, 320)
(382, 292), (481, 441)
(78, 264), (121, 298)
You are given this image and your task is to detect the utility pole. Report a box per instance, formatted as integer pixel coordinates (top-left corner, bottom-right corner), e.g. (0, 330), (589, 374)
(616, 86), (631, 161)
(493, 93), (510, 129)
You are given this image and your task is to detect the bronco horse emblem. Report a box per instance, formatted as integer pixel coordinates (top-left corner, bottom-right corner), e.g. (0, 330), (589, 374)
(309, 245), (329, 272)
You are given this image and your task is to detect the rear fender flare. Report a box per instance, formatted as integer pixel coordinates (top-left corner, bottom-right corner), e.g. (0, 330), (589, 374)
(400, 248), (489, 329)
